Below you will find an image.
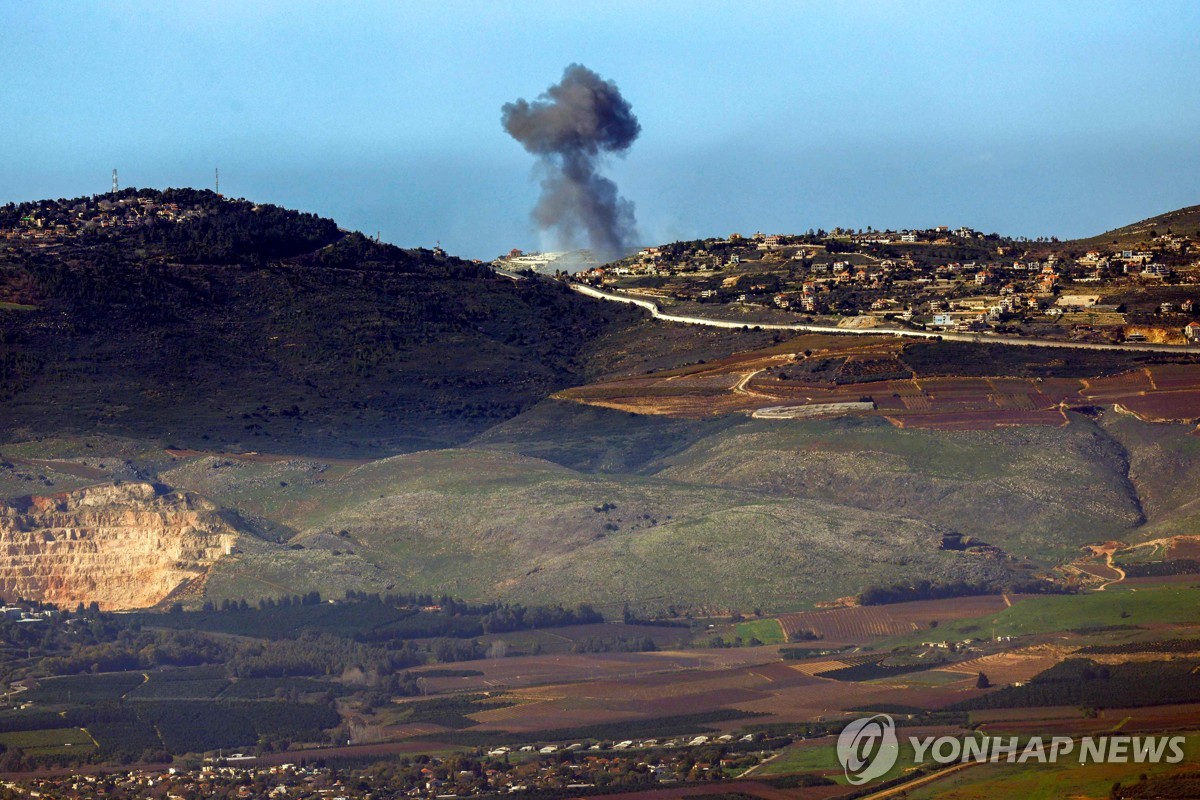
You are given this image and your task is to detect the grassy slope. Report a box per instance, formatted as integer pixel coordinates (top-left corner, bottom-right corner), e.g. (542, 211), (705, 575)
(0, 435), (182, 499)
(467, 398), (743, 474)
(162, 409), (1200, 611)
(170, 448), (1019, 613)
(6, 407), (1199, 613)
(646, 415), (1146, 561)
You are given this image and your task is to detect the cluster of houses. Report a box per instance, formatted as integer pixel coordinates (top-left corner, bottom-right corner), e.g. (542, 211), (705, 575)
(574, 225), (1200, 342)
(486, 732), (756, 758)
(1, 196), (207, 244)
(5, 763), (356, 800)
(3, 738), (768, 799)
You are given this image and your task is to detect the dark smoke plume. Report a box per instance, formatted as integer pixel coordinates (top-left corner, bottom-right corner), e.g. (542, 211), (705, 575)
(502, 64), (640, 261)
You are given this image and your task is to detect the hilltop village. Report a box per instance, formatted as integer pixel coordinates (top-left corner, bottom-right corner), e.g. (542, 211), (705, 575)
(0, 195), (207, 242)
(8, 192), (1199, 347)
(566, 226), (1200, 346)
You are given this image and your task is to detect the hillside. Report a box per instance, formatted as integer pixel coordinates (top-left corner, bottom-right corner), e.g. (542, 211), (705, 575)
(1072, 203), (1200, 246)
(4, 407), (1199, 613)
(2, 192), (1200, 613)
(0, 189), (649, 455)
(645, 414), (1144, 561)
(143, 446), (1027, 612)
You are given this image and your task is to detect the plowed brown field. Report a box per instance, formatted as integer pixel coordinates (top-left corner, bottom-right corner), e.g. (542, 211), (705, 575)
(559, 337), (1200, 428)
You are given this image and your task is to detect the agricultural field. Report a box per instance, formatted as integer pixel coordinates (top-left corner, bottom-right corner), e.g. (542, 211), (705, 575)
(938, 646), (1064, 687)
(4, 580), (1199, 796)
(126, 666), (229, 700)
(903, 733), (1200, 800)
(755, 729), (963, 785)
(886, 580), (1200, 646)
(1, 667), (345, 763)
(777, 595), (1017, 645)
(220, 676), (348, 700)
(733, 619), (786, 645)
(132, 601), (423, 640)
(23, 672), (147, 704)
(0, 727), (95, 758)
(556, 335), (1200, 429)
(473, 622), (693, 656)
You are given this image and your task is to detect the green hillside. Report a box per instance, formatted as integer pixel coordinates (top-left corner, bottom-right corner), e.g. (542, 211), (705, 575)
(123, 406), (1198, 612)
(646, 414), (1145, 561)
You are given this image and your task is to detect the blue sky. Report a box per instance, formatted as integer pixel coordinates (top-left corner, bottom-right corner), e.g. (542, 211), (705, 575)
(3, 1), (1199, 258)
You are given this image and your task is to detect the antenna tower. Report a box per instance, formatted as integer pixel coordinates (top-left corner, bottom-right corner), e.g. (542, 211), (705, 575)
(215, 168), (220, 195)
(111, 169), (118, 194)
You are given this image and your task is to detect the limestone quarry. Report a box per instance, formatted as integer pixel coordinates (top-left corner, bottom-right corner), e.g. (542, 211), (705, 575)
(0, 482), (239, 610)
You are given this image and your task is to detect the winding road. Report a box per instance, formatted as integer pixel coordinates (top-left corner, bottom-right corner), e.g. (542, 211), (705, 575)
(569, 282), (1200, 355)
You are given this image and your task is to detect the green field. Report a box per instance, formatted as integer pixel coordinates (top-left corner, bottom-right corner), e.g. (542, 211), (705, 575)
(126, 667), (231, 700)
(758, 731), (1200, 798)
(756, 737), (933, 785)
(0, 727), (96, 756)
(888, 582), (1200, 648)
(734, 618), (786, 645)
(904, 732), (1200, 800)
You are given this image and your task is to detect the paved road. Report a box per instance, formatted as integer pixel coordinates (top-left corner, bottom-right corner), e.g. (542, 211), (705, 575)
(570, 282), (1200, 355)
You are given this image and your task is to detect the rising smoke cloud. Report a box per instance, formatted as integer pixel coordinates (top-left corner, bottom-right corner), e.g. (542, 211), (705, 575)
(502, 64), (641, 262)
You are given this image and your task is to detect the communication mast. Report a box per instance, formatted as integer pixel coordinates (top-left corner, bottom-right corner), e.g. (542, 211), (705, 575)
(215, 168), (220, 196)
(111, 169), (118, 194)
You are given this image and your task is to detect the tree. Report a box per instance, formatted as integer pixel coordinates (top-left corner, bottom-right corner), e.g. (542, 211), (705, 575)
(976, 671), (991, 689)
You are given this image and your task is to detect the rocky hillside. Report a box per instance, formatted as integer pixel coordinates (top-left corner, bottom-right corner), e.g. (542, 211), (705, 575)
(0, 482), (239, 609)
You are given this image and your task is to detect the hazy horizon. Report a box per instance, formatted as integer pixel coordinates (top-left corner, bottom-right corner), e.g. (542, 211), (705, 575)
(3, 1), (1199, 259)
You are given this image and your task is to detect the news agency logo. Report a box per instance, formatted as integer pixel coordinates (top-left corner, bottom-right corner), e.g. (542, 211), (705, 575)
(837, 714), (899, 785)
(837, 713), (1187, 786)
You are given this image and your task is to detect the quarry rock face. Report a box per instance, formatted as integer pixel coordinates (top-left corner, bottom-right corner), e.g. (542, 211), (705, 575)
(0, 482), (238, 610)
